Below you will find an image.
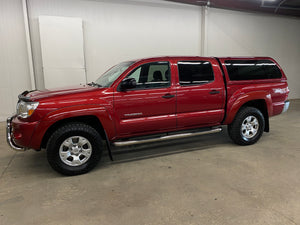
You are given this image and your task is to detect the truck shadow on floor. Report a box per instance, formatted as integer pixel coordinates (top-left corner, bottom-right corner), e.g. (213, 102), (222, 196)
(15, 128), (234, 176)
(101, 127), (233, 166)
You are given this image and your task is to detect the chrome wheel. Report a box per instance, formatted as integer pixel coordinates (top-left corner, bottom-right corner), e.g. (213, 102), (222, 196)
(241, 116), (259, 139)
(59, 136), (92, 167)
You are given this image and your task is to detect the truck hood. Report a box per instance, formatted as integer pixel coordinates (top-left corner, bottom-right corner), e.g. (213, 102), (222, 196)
(27, 85), (100, 101)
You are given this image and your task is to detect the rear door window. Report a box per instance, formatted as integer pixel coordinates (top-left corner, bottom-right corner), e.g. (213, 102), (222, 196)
(225, 60), (282, 80)
(178, 61), (214, 86)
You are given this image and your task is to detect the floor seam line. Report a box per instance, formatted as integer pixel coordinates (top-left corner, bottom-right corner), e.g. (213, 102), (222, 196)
(0, 152), (17, 181)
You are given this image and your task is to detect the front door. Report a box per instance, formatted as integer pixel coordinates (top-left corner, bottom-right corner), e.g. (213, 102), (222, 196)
(114, 61), (176, 138)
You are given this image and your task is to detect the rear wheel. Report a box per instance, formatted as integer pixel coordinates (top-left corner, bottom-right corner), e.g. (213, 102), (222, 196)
(228, 107), (265, 145)
(47, 123), (103, 175)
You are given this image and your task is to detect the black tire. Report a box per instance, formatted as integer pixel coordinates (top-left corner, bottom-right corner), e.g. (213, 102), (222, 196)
(228, 107), (265, 146)
(46, 123), (103, 175)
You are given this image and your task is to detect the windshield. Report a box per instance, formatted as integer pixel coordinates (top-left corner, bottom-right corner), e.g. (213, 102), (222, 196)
(94, 61), (134, 87)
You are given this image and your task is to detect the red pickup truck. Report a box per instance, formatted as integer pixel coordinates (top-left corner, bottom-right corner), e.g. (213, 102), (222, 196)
(7, 56), (289, 175)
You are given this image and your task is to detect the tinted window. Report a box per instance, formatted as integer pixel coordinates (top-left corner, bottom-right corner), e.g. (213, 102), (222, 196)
(178, 61), (214, 86)
(125, 62), (170, 89)
(225, 60), (282, 80)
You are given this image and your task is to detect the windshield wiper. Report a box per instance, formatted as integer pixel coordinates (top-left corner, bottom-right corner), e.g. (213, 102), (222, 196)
(88, 82), (102, 87)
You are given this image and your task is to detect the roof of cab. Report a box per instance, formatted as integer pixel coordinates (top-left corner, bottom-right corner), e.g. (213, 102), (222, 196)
(128, 56), (274, 63)
(131, 56), (216, 63)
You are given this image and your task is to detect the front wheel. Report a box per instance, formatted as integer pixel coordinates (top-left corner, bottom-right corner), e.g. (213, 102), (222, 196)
(46, 123), (103, 175)
(228, 107), (265, 145)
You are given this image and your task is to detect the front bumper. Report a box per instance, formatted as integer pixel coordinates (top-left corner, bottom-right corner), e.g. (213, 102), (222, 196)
(6, 116), (27, 151)
(282, 100), (290, 113)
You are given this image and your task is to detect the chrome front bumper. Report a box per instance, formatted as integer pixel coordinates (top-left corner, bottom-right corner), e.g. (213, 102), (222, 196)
(282, 100), (290, 113)
(6, 116), (27, 151)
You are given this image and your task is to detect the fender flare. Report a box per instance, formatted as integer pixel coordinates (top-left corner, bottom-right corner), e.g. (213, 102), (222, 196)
(43, 105), (114, 135)
(30, 104), (116, 152)
(223, 90), (272, 125)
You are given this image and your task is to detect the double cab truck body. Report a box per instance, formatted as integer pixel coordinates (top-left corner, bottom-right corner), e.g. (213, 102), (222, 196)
(6, 56), (290, 175)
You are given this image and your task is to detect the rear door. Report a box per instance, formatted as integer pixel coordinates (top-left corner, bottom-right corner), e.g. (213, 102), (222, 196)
(175, 58), (226, 129)
(113, 61), (176, 138)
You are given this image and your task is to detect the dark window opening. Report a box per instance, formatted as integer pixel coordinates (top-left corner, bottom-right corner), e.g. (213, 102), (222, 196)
(178, 61), (214, 86)
(225, 60), (282, 80)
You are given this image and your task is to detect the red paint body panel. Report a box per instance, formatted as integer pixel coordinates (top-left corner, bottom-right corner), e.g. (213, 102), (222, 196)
(112, 58), (177, 138)
(113, 87), (177, 138)
(10, 56), (289, 150)
(218, 57), (289, 124)
(173, 58), (226, 128)
(29, 105), (115, 150)
(11, 117), (38, 147)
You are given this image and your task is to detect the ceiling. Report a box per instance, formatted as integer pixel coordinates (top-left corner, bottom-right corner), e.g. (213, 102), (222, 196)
(165, 0), (300, 18)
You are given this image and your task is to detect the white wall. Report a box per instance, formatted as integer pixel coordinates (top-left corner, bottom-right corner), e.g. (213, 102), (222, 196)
(0, 0), (300, 121)
(206, 8), (300, 99)
(39, 16), (86, 89)
(0, 0), (31, 121)
(27, 0), (202, 89)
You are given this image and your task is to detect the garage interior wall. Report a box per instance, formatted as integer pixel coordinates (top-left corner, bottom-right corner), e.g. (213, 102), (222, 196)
(38, 16), (87, 89)
(27, 0), (202, 90)
(205, 7), (300, 100)
(0, 0), (299, 121)
(0, 0), (32, 121)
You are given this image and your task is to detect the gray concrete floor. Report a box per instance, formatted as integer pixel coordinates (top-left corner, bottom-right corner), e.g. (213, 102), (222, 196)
(0, 100), (299, 225)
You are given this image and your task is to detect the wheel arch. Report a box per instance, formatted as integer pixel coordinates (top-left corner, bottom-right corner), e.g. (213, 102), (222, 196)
(224, 91), (272, 132)
(41, 115), (106, 149)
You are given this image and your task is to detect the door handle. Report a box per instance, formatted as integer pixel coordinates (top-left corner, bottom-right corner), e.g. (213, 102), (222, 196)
(162, 94), (175, 99)
(209, 90), (220, 95)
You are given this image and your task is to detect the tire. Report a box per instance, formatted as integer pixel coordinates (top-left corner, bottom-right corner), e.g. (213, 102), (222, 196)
(46, 123), (103, 175)
(228, 107), (265, 146)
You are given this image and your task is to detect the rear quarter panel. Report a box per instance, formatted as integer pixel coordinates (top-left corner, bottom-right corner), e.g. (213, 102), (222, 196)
(218, 57), (289, 124)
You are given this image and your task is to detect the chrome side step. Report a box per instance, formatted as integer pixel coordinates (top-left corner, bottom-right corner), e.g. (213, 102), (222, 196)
(112, 127), (222, 147)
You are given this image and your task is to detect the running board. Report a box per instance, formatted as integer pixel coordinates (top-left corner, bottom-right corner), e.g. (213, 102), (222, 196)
(112, 127), (222, 147)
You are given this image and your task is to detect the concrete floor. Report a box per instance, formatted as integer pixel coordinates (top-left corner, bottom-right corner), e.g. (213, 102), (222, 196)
(0, 100), (299, 225)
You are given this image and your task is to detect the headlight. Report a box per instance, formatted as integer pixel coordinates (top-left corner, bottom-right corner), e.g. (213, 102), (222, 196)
(16, 101), (39, 118)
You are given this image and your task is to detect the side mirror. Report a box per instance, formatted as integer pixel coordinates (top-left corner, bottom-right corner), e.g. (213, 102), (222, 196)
(120, 78), (136, 91)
